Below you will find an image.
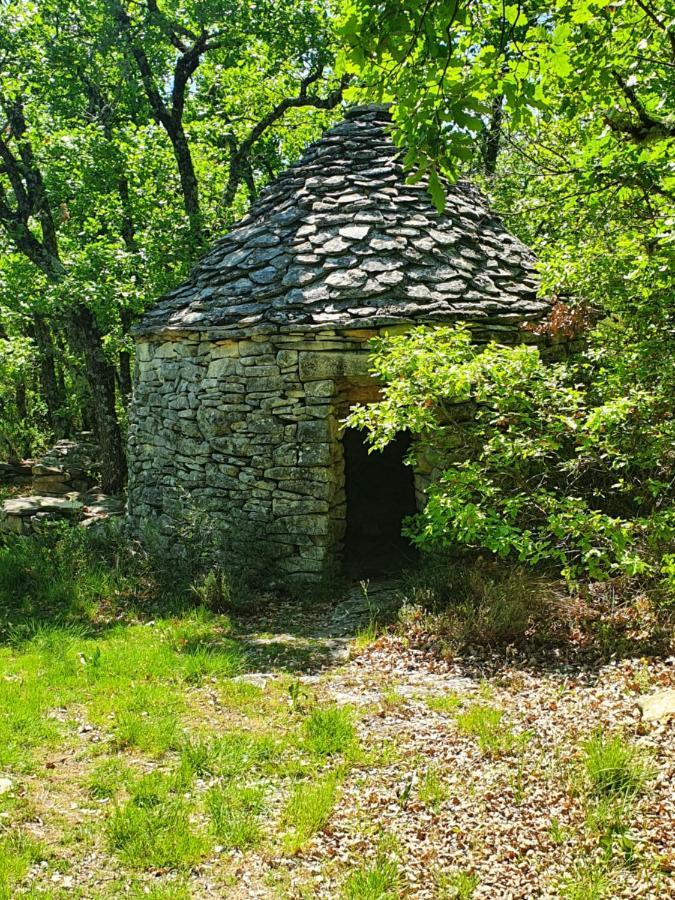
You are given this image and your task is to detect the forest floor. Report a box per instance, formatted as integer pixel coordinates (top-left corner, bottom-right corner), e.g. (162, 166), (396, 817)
(1, 576), (674, 899)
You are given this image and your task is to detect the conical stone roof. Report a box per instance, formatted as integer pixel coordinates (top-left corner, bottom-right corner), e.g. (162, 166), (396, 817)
(137, 105), (548, 336)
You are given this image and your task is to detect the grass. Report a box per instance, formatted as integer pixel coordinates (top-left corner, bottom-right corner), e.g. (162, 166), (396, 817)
(455, 703), (528, 758)
(582, 730), (652, 798)
(434, 869), (479, 899)
(559, 861), (614, 900)
(107, 797), (208, 871)
(426, 692), (462, 713)
(0, 830), (46, 899)
(281, 774), (339, 854)
(418, 765), (449, 811)
(207, 782), (266, 849)
(304, 704), (358, 757)
(342, 853), (400, 899)
(0, 527), (669, 895)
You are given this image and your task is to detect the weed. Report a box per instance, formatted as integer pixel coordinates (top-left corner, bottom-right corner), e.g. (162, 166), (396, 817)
(585, 797), (640, 866)
(582, 731), (652, 798)
(559, 860), (613, 899)
(426, 692), (462, 713)
(86, 758), (130, 800)
(107, 791), (208, 870)
(304, 705), (357, 757)
(191, 569), (232, 613)
(549, 817), (572, 846)
(0, 829), (45, 899)
(342, 852), (400, 899)
(418, 766), (448, 811)
(281, 775), (338, 854)
(455, 704), (528, 758)
(434, 868), (479, 899)
(207, 783), (265, 849)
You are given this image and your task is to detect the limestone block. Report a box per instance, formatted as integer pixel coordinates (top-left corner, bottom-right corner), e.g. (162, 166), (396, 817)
(298, 420), (331, 443)
(298, 444), (332, 466)
(273, 514), (329, 536)
(273, 497), (329, 516)
(237, 340), (269, 357)
(206, 357), (238, 379)
(299, 351), (369, 381)
(210, 341), (240, 358)
(137, 342), (154, 363)
(305, 380), (334, 399)
(276, 349), (298, 368)
(154, 342), (179, 359)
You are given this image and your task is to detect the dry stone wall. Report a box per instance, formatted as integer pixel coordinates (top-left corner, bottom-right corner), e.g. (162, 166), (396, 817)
(127, 321), (563, 584)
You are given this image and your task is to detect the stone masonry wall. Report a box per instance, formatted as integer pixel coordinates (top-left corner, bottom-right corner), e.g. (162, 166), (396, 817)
(127, 322), (570, 584)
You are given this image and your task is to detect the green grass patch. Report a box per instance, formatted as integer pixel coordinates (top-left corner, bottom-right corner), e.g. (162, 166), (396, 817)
(281, 774), (338, 854)
(434, 868), (479, 899)
(342, 852), (400, 899)
(559, 861), (613, 899)
(418, 765), (448, 811)
(455, 703), (528, 758)
(107, 788), (208, 871)
(426, 692), (462, 713)
(304, 705), (357, 757)
(207, 782), (266, 849)
(0, 829), (46, 899)
(582, 731), (652, 798)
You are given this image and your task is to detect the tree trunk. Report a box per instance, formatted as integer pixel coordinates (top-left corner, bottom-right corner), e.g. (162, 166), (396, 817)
(67, 307), (127, 493)
(483, 94), (504, 177)
(169, 125), (202, 242)
(32, 314), (67, 438)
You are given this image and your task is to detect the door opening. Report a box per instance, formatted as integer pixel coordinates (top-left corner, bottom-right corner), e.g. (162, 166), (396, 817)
(342, 428), (417, 576)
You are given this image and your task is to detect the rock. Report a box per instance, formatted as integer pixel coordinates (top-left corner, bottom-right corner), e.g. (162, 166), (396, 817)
(637, 689), (675, 722)
(0, 777), (13, 794)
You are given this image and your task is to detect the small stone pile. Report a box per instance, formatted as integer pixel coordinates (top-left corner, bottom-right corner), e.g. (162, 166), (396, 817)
(0, 435), (123, 535)
(31, 435), (99, 495)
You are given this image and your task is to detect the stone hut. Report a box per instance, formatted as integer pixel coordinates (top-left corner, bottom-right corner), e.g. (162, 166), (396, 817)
(128, 105), (550, 583)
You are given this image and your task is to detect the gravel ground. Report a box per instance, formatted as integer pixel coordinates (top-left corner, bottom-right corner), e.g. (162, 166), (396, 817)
(270, 636), (675, 899)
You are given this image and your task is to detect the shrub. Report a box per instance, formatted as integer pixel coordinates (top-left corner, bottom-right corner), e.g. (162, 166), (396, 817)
(191, 569), (232, 613)
(347, 325), (674, 586)
(398, 557), (560, 650)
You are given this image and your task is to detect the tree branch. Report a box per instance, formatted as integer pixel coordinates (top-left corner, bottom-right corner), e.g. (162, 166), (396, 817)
(221, 71), (349, 209)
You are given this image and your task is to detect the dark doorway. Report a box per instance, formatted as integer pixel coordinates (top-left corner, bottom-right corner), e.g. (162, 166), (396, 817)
(342, 428), (418, 576)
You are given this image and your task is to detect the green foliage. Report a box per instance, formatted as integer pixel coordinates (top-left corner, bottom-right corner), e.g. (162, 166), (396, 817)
(417, 765), (448, 812)
(582, 731), (652, 799)
(107, 793), (208, 871)
(191, 569), (233, 613)
(0, 830), (45, 900)
(434, 869), (479, 900)
(559, 861), (613, 900)
(0, 0), (341, 455)
(348, 326), (674, 585)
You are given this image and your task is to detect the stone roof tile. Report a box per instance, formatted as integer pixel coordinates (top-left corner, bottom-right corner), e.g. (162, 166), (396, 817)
(136, 105), (549, 335)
